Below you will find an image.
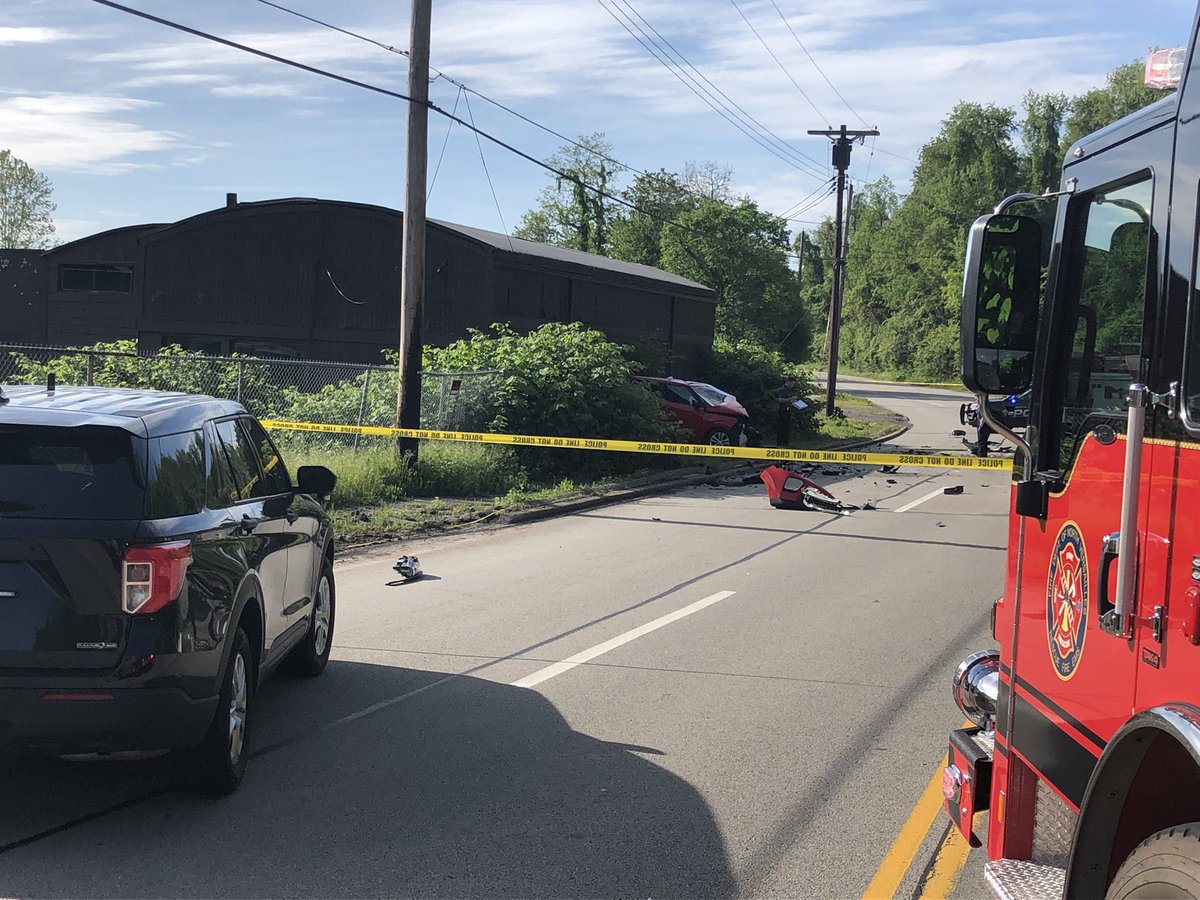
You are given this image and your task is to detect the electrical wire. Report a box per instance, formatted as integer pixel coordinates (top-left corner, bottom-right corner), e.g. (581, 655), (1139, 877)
(250, 0), (409, 58)
(778, 177), (835, 219)
(596, 0), (828, 181)
(249, 0), (825, 225)
(462, 89), (512, 248)
(768, 0), (868, 129)
(611, 0), (830, 176)
(728, 0), (829, 127)
(92, 0), (836, 273)
(428, 84), (462, 199)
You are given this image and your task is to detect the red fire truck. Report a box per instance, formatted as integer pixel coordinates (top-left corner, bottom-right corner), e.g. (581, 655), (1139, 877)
(944, 13), (1200, 899)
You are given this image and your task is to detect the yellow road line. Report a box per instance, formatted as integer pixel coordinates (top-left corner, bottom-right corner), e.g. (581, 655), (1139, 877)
(861, 755), (950, 899)
(259, 419), (1013, 471)
(917, 824), (973, 899)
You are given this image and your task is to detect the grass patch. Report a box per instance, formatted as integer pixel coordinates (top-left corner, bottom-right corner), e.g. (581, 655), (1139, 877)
(793, 392), (904, 450)
(278, 437), (528, 506)
(278, 389), (902, 547)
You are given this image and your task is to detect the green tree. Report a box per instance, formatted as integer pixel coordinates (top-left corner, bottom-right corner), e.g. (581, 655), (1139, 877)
(659, 198), (807, 356)
(1022, 91), (1070, 194)
(1062, 60), (1164, 151)
(608, 169), (694, 267)
(838, 104), (1023, 379)
(514, 134), (623, 254)
(0, 149), (55, 248)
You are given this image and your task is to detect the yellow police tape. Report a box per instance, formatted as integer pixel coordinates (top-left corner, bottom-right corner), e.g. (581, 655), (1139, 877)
(259, 419), (1014, 471)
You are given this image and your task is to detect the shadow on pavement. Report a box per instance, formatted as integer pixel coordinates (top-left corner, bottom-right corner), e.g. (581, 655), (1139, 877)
(0, 660), (735, 899)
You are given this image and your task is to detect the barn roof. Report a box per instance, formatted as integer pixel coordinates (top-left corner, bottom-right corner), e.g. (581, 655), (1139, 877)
(430, 219), (714, 298)
(126, 197), (715, 301)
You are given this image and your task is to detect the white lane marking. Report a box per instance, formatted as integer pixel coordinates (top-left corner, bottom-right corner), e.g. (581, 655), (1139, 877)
(894, 488), (946, 514)
(512, 590), (737, 689)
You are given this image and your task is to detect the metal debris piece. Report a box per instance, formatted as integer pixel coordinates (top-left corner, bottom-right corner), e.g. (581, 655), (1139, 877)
(392, 555), (422, 580)
(879, 465), (899, 474)
(801, 490), (859, 516)
(944, 485), (964, 495)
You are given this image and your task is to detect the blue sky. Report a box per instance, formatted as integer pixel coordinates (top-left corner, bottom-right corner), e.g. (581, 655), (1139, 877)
(2, 0), (1196, 244)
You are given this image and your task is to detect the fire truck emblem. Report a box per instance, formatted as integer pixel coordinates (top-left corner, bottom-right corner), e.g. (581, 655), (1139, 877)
(1046, 523), (1089, 680)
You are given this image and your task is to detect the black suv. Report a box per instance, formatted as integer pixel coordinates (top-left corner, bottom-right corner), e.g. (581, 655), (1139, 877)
(0, 385), (337, 794)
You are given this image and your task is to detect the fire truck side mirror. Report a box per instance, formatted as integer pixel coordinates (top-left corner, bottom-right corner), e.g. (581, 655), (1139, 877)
(961, 213), (1042, 396)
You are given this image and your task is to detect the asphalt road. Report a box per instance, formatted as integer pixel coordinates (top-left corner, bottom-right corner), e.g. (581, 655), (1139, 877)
(0, 380), (1006, 899)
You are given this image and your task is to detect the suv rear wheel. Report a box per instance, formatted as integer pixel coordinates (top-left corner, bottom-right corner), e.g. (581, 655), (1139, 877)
(282, 559), (335, 677)
(179, 627), (253, 796)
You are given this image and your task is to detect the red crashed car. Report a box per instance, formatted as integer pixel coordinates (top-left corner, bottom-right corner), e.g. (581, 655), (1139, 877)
(632, 376), (762, 446)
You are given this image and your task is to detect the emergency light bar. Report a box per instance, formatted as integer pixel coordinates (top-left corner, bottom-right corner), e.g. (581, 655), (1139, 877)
(1145, 47), (1186, 90)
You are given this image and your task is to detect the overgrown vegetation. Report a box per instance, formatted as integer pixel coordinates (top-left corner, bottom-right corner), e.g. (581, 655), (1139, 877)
(514, 60), (1164, 382)
(828, 61), (1163, 381)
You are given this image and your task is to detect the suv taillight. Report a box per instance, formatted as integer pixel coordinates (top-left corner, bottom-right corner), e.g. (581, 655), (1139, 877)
(122, 542), (192, 615)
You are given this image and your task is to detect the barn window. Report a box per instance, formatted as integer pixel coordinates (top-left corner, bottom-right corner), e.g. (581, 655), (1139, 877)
(58, 264), (133, 293)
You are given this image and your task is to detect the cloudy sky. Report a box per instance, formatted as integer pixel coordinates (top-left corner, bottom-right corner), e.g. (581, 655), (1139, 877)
(2, 0), (1195, 243)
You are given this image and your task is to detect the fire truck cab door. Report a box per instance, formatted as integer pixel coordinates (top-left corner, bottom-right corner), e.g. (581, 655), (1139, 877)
(1128, 77), (1200, 724)
(1014, 153), (1162, 809)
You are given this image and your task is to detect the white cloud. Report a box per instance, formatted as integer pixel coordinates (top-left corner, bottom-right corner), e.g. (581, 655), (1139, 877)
(0, 94), (179, 173)
(0, 26), (70, 46)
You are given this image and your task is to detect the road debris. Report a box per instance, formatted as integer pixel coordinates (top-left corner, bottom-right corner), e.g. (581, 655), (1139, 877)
(943, 485), (964, 495)
(759, 464), (858, 515)
(392, 555), (423, 581)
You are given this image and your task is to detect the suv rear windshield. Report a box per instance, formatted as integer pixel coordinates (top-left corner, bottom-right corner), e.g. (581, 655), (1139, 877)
(0, 425), (145, 520)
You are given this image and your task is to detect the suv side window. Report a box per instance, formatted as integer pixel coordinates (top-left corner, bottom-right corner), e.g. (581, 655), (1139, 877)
(213, 418), (261, 503)
(146, 430), (206, 518)
(206, 422), (239, 509)
(238, 417), (291, 497)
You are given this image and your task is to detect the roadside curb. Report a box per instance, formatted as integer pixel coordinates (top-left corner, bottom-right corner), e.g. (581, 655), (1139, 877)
(505, 468), (737, 526)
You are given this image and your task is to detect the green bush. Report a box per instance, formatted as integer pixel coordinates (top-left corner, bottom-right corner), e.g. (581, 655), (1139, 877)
(696, 337), (819, 435)
(425, 322), (682, 477)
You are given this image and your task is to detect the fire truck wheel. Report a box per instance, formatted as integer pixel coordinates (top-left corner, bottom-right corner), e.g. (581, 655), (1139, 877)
(1108, 823), (1200, 899)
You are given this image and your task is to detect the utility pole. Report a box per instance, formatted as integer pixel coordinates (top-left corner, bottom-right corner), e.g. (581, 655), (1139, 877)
(396, 0), (431, 457)
(807, 124), (878, 416)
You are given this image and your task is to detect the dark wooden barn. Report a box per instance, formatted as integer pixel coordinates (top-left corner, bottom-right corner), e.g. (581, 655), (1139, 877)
(4, 198), (718, 374)
(0, 249), (47, 344)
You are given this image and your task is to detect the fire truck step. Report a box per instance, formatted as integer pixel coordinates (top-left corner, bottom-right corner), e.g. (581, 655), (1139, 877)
(984, 859), (1065, 900)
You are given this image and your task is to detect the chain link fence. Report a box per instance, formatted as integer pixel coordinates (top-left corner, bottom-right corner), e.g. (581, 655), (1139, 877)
(0, 343), (496, 432)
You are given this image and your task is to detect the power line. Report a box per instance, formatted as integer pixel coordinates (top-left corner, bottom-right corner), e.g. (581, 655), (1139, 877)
(768, 0), (868, 129)
(728, 0), (829, 127)
(613, 0), (829, 176)
(462, 89), (512, 247)
(596, 0), (828, 181)
(428, 84), (462, 199)
(779, 177), (835, 219)
(250, 0), (408, 58)
(249, 0), (822, 228)
(91, 0), (813, 270)
(870, 145), (920, 165)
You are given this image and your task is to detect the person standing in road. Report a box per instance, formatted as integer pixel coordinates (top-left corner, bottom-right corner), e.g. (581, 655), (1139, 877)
(775, 376), (799, 446)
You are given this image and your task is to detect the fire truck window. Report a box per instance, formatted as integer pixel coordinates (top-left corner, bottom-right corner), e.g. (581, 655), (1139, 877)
(1054, 179), (1151, 469)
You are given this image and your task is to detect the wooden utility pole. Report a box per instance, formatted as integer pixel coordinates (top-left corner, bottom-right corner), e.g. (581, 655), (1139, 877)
(806, 125), (878, 416)
(396, 0), (432, 456)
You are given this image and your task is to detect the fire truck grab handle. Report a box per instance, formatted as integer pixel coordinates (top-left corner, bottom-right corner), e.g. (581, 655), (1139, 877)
(1100, 386), (1147, 639)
